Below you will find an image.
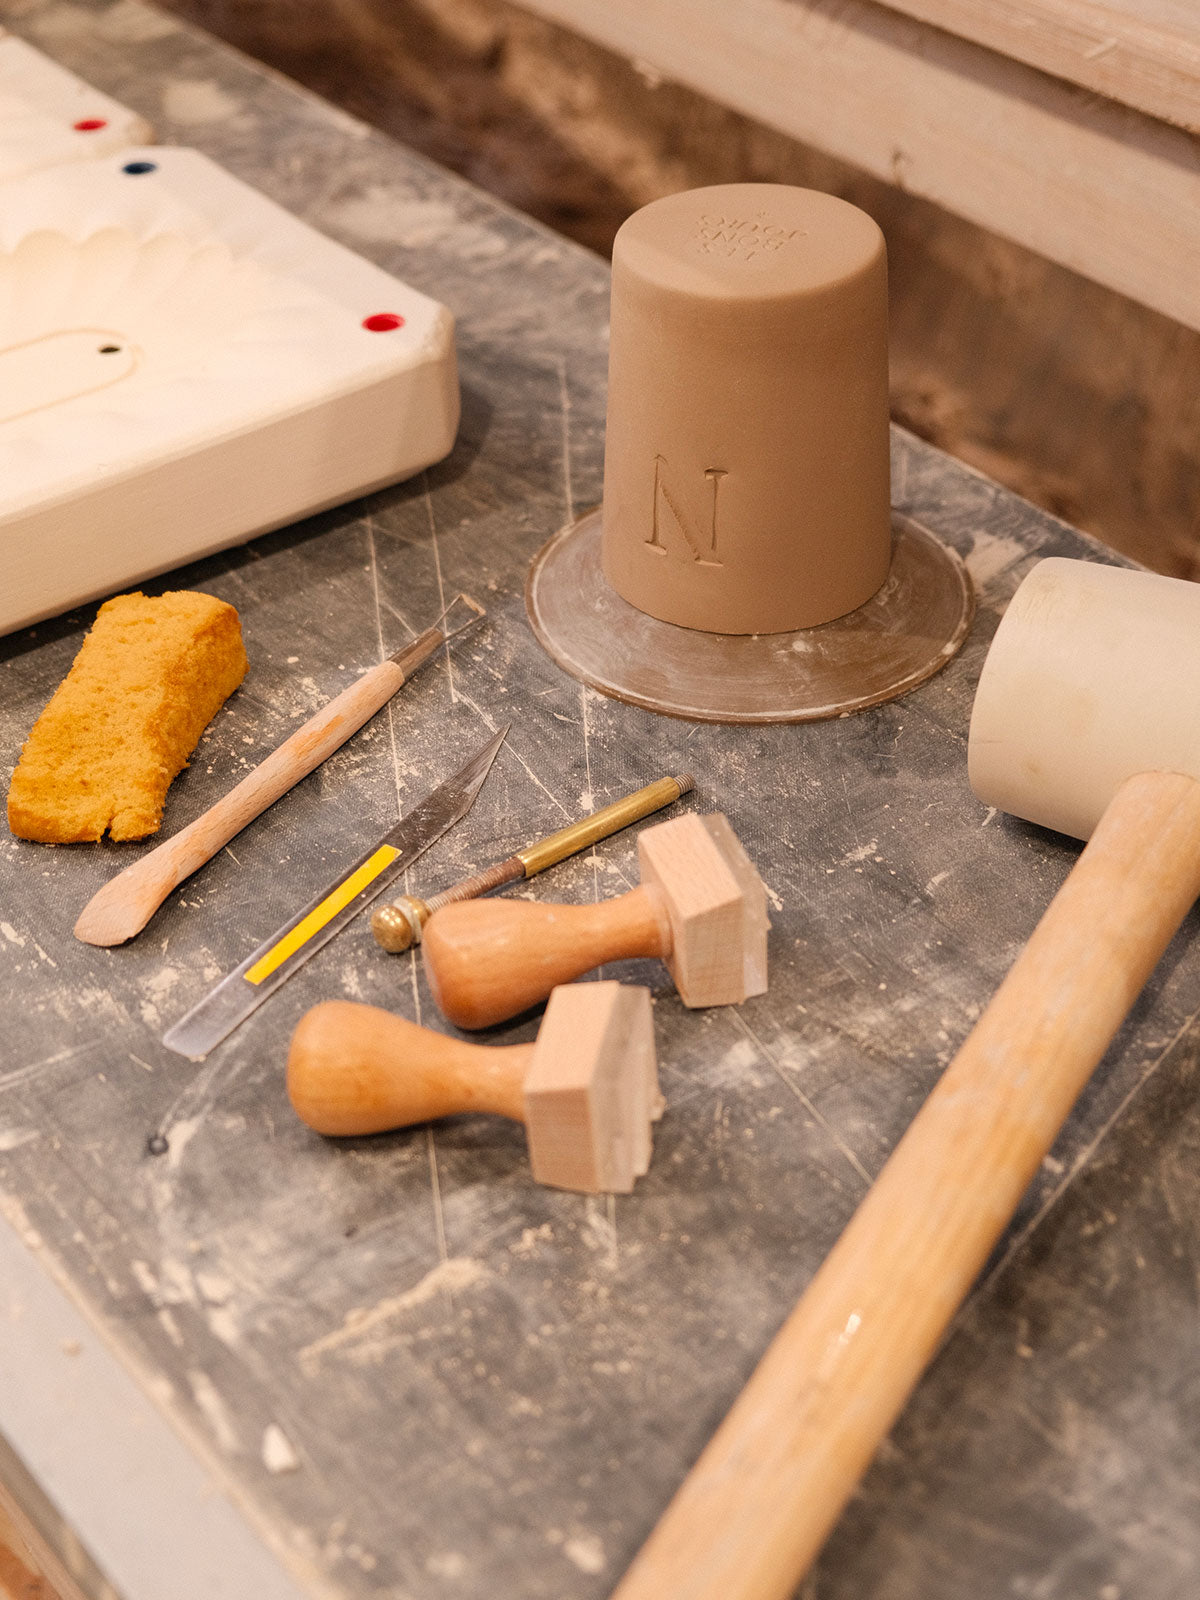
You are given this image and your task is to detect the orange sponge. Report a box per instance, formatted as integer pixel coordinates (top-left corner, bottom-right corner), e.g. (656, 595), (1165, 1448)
(7, 590), (248, 843)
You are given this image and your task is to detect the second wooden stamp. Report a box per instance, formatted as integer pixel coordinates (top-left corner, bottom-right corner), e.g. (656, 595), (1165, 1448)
(288, 981), (663, 1194)
(422, 811), (769, 1029)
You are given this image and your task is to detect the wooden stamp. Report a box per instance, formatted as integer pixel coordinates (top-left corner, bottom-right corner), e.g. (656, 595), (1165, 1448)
(287, 981), (663, 1195)
(421, 811), (769, 1029)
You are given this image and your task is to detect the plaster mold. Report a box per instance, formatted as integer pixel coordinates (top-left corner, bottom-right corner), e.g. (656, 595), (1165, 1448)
(0, 147), (459, 634)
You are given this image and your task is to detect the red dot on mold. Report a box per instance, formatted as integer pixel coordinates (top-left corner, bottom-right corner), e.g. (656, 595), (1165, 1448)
(73, 118), (108, 132)
(362, 313), (404, 332)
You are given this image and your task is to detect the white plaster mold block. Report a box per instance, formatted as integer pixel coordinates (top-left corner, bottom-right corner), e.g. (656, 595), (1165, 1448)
(0, 33), (153, 180)
(0, 147), (459, 634)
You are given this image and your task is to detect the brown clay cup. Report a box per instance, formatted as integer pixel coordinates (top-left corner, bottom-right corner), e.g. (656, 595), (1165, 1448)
(600, 183), (891, 636)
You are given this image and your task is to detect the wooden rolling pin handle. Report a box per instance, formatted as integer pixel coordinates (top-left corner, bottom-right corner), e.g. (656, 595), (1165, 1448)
(74, 629), (441, 946)
(423, 884), (673, 1030)
(613, 770), (1200, 1600)
(287, 1000), (533, 1136)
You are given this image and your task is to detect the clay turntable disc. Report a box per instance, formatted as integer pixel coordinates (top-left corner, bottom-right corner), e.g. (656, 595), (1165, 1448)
(526, 508), (974, 724)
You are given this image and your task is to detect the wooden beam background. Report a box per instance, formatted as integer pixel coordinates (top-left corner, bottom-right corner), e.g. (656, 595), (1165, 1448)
(514, 0), (1200, 332)
(875, 0), (1200, 133)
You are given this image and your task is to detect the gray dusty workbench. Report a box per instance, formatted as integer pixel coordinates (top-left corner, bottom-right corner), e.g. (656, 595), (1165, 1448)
(1, 4), (1198, 1598)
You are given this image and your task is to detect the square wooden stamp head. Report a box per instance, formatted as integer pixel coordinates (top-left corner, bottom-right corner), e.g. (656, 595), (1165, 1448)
(638, 812), (769, 1007)
(524, 982), (663, 1194)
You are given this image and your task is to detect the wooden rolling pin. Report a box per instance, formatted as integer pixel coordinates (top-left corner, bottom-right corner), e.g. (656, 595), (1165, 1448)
(611, 558), (1200, 1600)
(288, 982), (663, 1194)
(422, 811), (769, 1028)
(74, 599), (482, 947)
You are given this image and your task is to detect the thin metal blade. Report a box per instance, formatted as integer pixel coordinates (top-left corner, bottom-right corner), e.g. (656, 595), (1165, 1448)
(162, 726), (508, 1060)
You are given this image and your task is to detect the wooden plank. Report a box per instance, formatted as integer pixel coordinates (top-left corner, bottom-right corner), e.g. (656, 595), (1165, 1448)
(0, 1489), (75, 1600)
(873, 0), (1200, 133)
(512, 0), (1200, 332)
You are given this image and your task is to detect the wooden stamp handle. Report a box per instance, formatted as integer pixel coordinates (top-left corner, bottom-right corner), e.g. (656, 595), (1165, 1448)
(612, 770), (1200, 1600)
(287, 1000), (532, 1136)
(422, 885), (673, 1030)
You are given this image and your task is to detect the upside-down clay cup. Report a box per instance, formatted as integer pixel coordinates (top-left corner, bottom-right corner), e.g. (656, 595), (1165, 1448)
(600, 184), (891, 635)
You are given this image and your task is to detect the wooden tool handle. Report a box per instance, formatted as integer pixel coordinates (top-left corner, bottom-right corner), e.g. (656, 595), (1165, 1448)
(422, 886), (673, 1030)
(287, 1000), (533, 1135)
(74, 631), (441, 947)
(613, 770), (1200, 1600)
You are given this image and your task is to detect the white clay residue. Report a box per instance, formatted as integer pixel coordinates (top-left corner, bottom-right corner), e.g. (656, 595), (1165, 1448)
(130, 1259), (159, 1298)
(206, 1305), (240, 1347)
(0, 922), (24, 946)
(98, 0), (179, 42)
(323, 188), (508, 259)
(509, 1223), (553, 1257)
(71, 985), (130, 1027)
(294, 676), (324, 712)
(195, 1269), (233, 1303)
(966, 529), (1025, 590)
(0, 1193), (41, 1251)
(581, 1198), (618, 1267)
(426, 1552), (468, 1579)
(261, 1423), (300, 1474)
(298, 1256), (488, 1369)
(710, 1035), (761, 1088)
(564, 1534), (606, 1575)
(136, 965), (182, 1030)
(187, 1369), (239, 1453)
(161, 78), (242, 126)
(165, 1112), (203, 1170)
(841, 838), (879, 865)
(157, 1309), (184, 1348)
(0, 1127), (38, 1152)
(131, 1256), (200, 1311)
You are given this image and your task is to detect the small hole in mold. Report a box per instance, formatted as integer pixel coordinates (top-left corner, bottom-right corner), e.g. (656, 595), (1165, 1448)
(363, 312), (404, 332)
(122, 161), (157, 176)
(73, 118), (108, 132)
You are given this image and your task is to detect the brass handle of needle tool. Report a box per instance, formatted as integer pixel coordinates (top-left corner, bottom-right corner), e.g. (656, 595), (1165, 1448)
(371, 774), (694, 953)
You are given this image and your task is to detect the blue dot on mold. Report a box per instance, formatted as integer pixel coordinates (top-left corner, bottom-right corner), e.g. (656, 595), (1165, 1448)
(122, 160), (157, 175)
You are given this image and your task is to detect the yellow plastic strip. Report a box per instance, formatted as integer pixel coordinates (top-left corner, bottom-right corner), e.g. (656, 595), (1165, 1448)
(245, 845), (401, 985)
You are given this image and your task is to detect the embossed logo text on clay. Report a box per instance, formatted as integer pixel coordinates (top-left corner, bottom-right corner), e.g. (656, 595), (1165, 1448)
(694, 214), (800, 262)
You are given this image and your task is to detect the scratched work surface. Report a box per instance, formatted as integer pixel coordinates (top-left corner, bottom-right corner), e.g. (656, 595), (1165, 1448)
(2, 4), (1200, 1598)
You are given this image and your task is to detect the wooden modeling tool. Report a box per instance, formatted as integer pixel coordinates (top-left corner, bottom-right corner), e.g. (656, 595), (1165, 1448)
(610, 557), (1200, 1600)
(74, 597), (484, 948)
(371, 774), (694, 953)
(161, 726), (506, 1061)
(287, 981), (663, 1194)
(422, 811), (768, 1029)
